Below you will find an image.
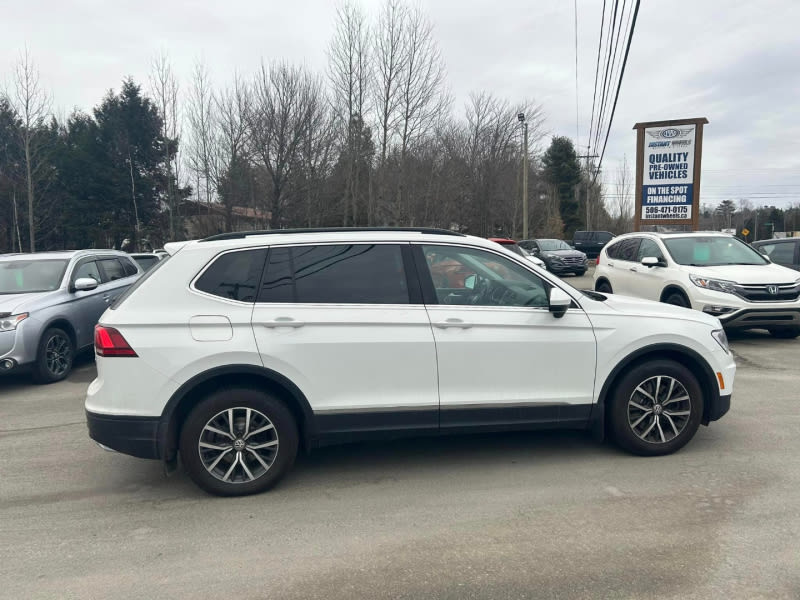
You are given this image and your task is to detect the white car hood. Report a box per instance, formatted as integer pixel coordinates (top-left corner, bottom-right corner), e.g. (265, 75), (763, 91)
(592, 292), (720, 328)
(680, 263), (799, 284)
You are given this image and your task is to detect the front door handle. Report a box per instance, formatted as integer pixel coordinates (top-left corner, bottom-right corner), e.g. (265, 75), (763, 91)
(630, 267), (638, 272)
(434, 318), (472, 329)
(261, 318), (305, 329)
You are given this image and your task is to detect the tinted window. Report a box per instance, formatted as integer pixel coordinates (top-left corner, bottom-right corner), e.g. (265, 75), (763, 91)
(260, 247), (294, 302)
(663, 236), (767, 266)
(612, 239), (641, 262)
(597, 232), (614, 243)
(195, 249), (267, 302)
(133, 256), (159, 271)
(292, 244), (408, 304)
(423, 245), (549, 307)
(122, 258), (139, 276)
(605, 241), (622, 259)
(98, 258), (126, 282)
(760, 242), (795, 264)
(0, 259), (68, 294)
(73, 261), (101, 283)
(636, 239), (663, 261)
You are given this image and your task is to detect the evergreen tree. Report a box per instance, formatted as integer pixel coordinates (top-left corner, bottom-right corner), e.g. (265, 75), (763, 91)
(542, 136), (582, 238)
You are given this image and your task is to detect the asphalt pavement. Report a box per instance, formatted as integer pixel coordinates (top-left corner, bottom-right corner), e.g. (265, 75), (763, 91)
(2, 278), (799, 599)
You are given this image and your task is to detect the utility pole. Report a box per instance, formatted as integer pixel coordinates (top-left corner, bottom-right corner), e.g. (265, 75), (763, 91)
(518, 113), (529, 239)
(577, 153), (598, 231)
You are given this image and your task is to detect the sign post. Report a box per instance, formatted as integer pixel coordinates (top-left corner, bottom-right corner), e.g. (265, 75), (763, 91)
(633, 117), (708, 231)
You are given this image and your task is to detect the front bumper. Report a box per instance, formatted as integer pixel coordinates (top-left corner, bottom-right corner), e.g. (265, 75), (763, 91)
(546, 261), (588, 273)
(719, 308), (800, 329)
(705, 392), (731, 424)
(86, 410), (161, 459)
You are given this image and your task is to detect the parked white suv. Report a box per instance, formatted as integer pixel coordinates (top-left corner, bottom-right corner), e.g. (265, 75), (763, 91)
(594, 232), (800, 338)
(86, 228), (735, 496)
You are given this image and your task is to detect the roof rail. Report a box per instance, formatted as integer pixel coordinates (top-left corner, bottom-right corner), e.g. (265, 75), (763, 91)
(199, 227), (465, 242)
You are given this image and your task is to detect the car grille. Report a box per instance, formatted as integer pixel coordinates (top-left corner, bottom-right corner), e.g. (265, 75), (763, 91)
(561, 256), (586, 266)
(734, 283), (800, 302)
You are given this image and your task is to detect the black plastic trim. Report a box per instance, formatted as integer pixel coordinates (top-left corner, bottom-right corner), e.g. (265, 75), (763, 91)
(440, 403), (591, 429)
(200, 227), (465, 242)
(86, 411), (160, 459)
(593, 343), (722, 425)
(707, 393), (731, 422)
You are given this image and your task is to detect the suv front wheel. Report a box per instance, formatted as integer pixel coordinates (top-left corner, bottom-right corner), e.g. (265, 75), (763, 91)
(768, 326), (800, 339)
(179, 387), (299, 496)
(33, 327), (75, 384)
(608, 360), (703, 456)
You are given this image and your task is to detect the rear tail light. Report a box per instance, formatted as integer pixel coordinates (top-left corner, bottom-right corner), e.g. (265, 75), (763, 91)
(94, 325), (138, 357)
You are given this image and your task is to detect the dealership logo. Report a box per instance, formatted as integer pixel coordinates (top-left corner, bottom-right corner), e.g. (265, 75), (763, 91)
(648, 141), (670, 147)
(767, 285), (779, 295)
(647, 127), (693, 140)
(671, 140), (691, 146)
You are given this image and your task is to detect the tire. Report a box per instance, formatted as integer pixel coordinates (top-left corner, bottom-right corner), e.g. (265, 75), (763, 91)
(575, 269), (587, 276)
(179, 387), (299, 496)
(32, 327), (75, 384)
(608, 360), (703, 456)
(663, 291), (690, 308)
(768, 326), (800, 339)
(596, 280), (613, 294)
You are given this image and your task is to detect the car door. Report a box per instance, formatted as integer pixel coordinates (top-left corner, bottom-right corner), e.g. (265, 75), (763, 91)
(69, 258), (108, 349)
(606, 238), (642, 296)
(251, 243), (439, 436)
(630, 238), (668, 300)
(415, 243), (597, 429)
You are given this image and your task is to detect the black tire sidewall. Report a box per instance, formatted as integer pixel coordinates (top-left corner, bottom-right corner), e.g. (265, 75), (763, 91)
(179, 387), (299, 496)
(768, 326), (800, 339)
(596, 281), (613, 293)
(608, 360), (704, 456)
(33, 327), (74, 384)
(664, 292), (689, 308)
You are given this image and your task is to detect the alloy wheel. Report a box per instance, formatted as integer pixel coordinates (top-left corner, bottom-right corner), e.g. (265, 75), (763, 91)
(45, 334), (72, 376)
(627, 375), (692, 444)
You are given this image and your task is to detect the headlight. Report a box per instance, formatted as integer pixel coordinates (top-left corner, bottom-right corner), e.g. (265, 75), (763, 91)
(711, 329), (730, 353)
(547, 254), (564, 262)
(689, 274), (737, 294)
(0, 313), (28, 332)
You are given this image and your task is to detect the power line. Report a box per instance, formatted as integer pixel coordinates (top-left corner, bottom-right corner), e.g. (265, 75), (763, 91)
(594, 0), (627, 157)
(587, 0), (608, 158)
(593, 0), (641, 186)
(574, 0), (580, 149)
(592, 0), (620, 156)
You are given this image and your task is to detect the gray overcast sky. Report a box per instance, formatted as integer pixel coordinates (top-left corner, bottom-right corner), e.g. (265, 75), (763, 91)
(3, 0), (799, 209)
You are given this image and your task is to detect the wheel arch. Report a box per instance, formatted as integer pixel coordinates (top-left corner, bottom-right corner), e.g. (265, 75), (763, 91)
(158, 365), (316, 463)
(39, 317), (78, 350)
(659, 285), (691, 305)
(595, 343), (720, 427)
(594, 276), (612, 291)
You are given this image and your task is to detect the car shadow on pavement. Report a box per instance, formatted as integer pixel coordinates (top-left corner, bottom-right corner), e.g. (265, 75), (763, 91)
(0, 350), (96, 391)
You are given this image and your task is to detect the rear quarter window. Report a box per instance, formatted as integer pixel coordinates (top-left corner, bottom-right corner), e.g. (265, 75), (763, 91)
(195, 249), (268, 303)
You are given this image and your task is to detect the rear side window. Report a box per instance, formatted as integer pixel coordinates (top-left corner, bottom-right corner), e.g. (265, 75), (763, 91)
(259, 244), (409, 304)
(195, 249), (267, 302)
(615, 239), (641, 262)
(605, 241), (621, 259)
(597, 232), (613, 243)
(98, 258), (126, 281)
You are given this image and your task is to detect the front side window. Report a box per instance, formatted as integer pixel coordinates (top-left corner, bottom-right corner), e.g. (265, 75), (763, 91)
(0, 259), (68, 294)
(73, 261), (101, 283)
(98, 259), (126, 282)
(760, 242), (795, 264)
(259, 244), (409, 304)
(195, 249), (268, 302)
(636, 239), (664, 261)
(616, 239), (641, 262)
(663, 236), (768, 267)
(423, 245), (549, 307)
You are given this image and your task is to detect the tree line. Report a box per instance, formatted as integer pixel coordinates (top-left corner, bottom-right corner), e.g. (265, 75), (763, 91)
(0, 1), (631, 254)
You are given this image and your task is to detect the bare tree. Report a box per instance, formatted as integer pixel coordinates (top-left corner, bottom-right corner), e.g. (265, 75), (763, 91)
(612, 155), (633, 232)
(328, 1), (371, 225)
(248, 62), (317, 226)
(149, 51), (180, 239)
(10, 48), (51, 251)
(215, 73), (252, 231)
(186, 59), (218, 213)
(372, 0), (407, 165)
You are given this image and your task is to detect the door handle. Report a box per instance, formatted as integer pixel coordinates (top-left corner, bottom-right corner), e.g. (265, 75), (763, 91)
(434, 318), (472, 329)
(261, 318), (305, 329)
(607, 262), (614, 268)
(630, 267), (638, 272)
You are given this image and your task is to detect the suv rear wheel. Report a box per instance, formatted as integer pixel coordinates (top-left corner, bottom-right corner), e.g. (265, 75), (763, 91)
(663, 290), (690, 308)
(768, 326), (800, 339)
(608, 360), (703, 456)
(596, 280), (613, 294)
(179, 387), (299, 496)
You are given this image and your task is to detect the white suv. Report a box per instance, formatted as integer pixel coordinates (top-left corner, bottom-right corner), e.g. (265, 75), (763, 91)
(86, 228), (735, 496)
(594, 232), (800, 338)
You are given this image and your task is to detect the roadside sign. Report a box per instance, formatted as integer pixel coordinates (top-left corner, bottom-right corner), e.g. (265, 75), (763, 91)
(741, 228), (750, 236)
(633, 118), (708, 231)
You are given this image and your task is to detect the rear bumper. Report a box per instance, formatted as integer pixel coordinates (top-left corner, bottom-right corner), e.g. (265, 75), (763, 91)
(86, 410), (161, 459)
(705, 393), (731, 424)
(719, 308), (800, 329)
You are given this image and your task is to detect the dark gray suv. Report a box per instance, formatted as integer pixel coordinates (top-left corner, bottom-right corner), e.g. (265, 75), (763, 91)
(0, 250), (140, 383)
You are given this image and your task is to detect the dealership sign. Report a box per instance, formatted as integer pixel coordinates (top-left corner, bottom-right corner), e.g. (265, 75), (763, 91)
(633, 118), (708, 230)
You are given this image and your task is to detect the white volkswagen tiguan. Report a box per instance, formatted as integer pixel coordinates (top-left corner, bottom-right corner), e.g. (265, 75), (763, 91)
(594, 232), (800, 338)
(86, 228), (735, 496)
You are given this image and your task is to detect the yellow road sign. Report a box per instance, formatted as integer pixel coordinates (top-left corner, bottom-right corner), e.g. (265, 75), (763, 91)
(742, 228), (750, 236)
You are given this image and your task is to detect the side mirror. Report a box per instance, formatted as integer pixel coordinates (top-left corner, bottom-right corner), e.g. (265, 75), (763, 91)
(641, 256), (660, 268)
(549, 287), (572, 319)
(73, 277), (99, 292)
(464, 274), (476, 290)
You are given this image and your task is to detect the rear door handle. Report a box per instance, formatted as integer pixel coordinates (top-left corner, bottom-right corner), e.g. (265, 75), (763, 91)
(607, 262), (614, 268)
(261, 318), (305, 329)
(434, 318), (472, 329)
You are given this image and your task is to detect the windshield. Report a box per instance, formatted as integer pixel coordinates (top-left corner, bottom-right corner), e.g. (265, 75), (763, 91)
(0, 259), (69, 294)
(663, 236), (768, 266)
(538, 239), (572, 251)
(495, 242), (524, 256)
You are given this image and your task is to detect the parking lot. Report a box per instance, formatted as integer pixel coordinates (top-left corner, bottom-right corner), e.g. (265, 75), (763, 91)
(2, 269), (800, 599)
